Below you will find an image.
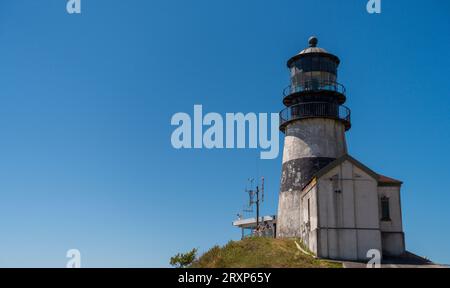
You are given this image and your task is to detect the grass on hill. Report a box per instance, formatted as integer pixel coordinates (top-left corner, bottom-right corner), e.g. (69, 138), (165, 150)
(190, 237), (342, 268)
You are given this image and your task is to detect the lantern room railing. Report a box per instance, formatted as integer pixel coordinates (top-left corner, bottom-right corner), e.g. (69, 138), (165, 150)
(283, 80), (346, 97)
(279, 102), (351, 132)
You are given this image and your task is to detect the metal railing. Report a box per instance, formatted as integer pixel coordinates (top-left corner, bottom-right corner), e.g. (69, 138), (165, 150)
(283, 80), (346, 96)
(279, 102), (351, 131)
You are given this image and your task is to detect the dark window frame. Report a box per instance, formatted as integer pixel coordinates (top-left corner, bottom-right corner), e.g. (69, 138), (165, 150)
(381, 196), (391, 222)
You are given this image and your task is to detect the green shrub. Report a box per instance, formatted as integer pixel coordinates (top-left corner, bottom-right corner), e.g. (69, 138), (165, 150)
(170, 248), (198, 268)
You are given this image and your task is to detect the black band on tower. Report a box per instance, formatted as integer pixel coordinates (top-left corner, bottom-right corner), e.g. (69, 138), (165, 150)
(280, 157), (335, 192)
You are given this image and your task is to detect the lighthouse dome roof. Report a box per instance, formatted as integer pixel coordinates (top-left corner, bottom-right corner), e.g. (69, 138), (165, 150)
(287, 36), (340, 67)
(297, 46), (329, 55)
(297, 36), (329, 54)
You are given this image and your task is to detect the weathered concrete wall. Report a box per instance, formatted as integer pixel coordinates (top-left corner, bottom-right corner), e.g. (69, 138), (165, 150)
(277, 190), (302, 238)
(378, 186), (405, 256)
(381, 232), (405, 256)
(277, 118), (347, 239)
(353, 165), (380, 230)
(378, 186), (403, 233)
(300, 185), (318, 254)
(316, 161), (382, 261)
(282, 118), (347, 162)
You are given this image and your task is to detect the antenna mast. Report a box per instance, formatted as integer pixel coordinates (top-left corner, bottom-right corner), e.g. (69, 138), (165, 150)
(244, 177), (265, 229)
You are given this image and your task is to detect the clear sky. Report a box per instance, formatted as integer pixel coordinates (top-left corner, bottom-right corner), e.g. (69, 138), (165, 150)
(0, 0), (449, 267)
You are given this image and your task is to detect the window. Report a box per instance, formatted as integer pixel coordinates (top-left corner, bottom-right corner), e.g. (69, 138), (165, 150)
(302, 57), (312, 72)
(312, 57), (320, 71)
(381, 197), (391, 221)
(321, 58), (331, 73)
(329, 61), (337, 75)
(294, 60), (304, 73)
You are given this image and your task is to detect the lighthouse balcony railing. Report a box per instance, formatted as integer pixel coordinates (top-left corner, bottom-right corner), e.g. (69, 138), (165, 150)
(279, 102), (351, 131)
(283, 80), (346, 96)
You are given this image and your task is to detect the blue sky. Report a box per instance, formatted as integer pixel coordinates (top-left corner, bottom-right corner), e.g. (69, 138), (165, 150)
(0, 0), (449, 267)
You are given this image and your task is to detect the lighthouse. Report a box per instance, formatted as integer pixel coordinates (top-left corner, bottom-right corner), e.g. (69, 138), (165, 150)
(276, 37), (406, 261)
(277, 36), (351, 238)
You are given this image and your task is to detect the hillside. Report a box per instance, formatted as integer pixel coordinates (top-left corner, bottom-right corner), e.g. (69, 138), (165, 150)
(190, 237), (342, 268)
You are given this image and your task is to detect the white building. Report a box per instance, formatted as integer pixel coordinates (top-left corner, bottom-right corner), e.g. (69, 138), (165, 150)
(279, 154), (405, 261)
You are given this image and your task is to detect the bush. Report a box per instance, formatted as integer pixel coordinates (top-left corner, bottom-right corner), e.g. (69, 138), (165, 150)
(170, 248), (198, 268)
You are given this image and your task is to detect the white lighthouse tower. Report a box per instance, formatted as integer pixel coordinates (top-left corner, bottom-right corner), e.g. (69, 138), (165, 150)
(276, 37), (406, 261)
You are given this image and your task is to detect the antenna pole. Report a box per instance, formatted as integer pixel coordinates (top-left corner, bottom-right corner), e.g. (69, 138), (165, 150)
(261, 177), (265, 203)
(256, 185), (260, 228)
(242, 177), (266, 234)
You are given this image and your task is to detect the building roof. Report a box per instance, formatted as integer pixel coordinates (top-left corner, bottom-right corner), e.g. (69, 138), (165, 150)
(311, 154), (403, 188)
(232, 216), (276, 228)
(378, 175), (403, 186)
(298, 46), (329, 55)
(299, 36), (329, 54)
(287, 36), (340, 67)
